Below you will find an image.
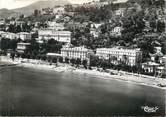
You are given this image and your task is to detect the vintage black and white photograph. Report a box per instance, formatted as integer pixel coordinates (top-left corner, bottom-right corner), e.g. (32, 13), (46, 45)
(0, 0), (166, 116)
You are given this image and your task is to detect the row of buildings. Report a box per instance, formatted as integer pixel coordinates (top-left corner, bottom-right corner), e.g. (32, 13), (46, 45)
(0, 29), (72, 43)
(50, 45), (166, 76)
(17, 43), (142, 66)
(0, 31), (31, 40)
(38, 29), (71, 43)
(17, 42), (166, 76)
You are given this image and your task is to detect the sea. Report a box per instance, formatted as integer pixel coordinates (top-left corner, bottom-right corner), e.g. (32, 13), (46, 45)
(0, 65), (165, 116)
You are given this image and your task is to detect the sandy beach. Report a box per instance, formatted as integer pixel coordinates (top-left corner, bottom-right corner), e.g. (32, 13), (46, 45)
(1, 56), (166, 90)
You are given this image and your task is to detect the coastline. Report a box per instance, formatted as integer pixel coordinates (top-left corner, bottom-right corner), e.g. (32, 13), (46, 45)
(1, 56), (166, 90)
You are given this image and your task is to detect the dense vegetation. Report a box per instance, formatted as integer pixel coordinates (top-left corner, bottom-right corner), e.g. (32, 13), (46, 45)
(65, 0), (166, 60)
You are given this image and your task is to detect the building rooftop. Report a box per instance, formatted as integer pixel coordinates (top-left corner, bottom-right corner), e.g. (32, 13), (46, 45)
(96, 47), (141, 52)
(17, 43), (31, 45)
(18, 32), (31, 35)
(142, 62), (160, 66)
(47, 53), (62, 57)
(62, 46), (92, 52)
(157, 66), (165, 70)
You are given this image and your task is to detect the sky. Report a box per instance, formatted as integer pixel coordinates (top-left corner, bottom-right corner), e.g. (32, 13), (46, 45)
(0, 0), (126, 9)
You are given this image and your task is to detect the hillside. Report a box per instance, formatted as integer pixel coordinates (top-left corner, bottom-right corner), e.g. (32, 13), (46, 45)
(127, 0), (165, 8)
(13, 0), (71, 16)
(0, 0), (71, 18)
(0, 8), (19, 19)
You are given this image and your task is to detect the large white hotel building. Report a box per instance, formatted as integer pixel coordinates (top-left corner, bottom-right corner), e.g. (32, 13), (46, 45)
(38, 29), (71, 43)
(61, 45), (93, 61)
(96, 47), (142, 66)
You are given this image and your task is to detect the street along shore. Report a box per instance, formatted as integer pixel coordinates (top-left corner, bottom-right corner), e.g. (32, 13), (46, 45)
(0, 56), (166, 90)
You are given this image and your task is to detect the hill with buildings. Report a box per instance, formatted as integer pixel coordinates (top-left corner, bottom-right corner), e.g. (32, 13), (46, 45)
(13, 0), (71, 16)
(0, 0), (71, 18)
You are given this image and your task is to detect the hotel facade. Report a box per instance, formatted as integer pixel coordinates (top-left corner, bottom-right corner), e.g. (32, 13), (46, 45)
(96, 47), (142, 66)
(0, 32), (31, 40)
(38, 29), (71, 43)
(61, 46), (93, 61)
(17, 32), (32, 40)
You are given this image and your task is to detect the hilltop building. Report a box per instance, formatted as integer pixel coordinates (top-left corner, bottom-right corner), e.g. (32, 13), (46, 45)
(110, 26), (123, 37)
(53, 6), (65, 15)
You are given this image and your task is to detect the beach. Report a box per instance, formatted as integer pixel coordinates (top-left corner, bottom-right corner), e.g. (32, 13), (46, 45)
(0, 56), (166, 116)
(1, 56), (166, 89)
(0, 62), (165, 116)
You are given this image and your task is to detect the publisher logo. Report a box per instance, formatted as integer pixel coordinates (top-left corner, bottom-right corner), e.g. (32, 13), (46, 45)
(141, 106), (159, 113)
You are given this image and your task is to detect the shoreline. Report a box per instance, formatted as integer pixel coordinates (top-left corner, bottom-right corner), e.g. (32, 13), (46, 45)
(1, 57), (166, 90)
(19, 63), (166, 90)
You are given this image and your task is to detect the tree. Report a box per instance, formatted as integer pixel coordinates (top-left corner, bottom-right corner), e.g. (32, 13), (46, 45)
(28, 38), (40, 59)
(10, 39), (18, 51)
(136, 35), (156, 62)
(8, 24), (15, 33)
(90, 55), (100, 67)
(16, 25), (22, 33)
(100, 59), (110, 70)
(22, 23), (31, 32)
(82, 60), (88, 69)
(10, 51), (15, 61)
(76, 58), (81, 67)
(19, 14), (24, 19)
(0, 38), (10, 51)
(157, 20), (165, 33)
(65, 57), (69, 63)
(161, 39), (166, 54)
(70, 58), (76, 65)
(46, 39), (62, 53)
(122, 8), (145, 43)
(59, 57), (63, 63)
